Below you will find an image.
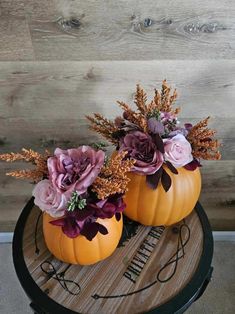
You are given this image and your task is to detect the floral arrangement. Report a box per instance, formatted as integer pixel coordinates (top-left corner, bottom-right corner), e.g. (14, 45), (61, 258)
(87, 80), (221, 191)
(0, 146), (134, 240)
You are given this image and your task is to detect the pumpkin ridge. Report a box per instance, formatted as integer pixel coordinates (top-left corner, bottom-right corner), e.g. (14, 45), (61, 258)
(59, 229), (65, 262)
(161, 167), (174, 225)
(164, 187), (174, 226)
(184, 169), (196, 219)
(185, 170), (195, 215)
(150, 182), (160, 225)
(96, 231), (102, 262)
(72, 236), (79, 264)
(172, 168), (185, 225)
(136, 175), (144, 223)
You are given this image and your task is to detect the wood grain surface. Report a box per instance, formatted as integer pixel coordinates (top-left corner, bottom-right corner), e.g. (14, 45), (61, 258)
(0, 60), (234, 231)
(0, 1), (234, 231)
(22, 205), (203, 313)
(0, 61), (234, 152)
(0, 0), (234, 60)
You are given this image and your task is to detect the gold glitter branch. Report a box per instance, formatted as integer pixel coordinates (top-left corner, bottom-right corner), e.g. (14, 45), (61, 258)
(147, 80), (180, 115)
(135, 84), (148, 115)
(187, 117), (221, 160)
(117, 100), (148, 132)
(92, 151), (135, 200)
(86, 81), (180, 142)
(0, 148), (50, 182)
(86, 114), (119, 145)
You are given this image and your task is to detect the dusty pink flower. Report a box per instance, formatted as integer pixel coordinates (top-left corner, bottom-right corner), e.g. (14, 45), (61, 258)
(47, 146), (105, 196)
(119, 131), (164, 175)
(163, 134), (193, 168)
(32, 180), (68, 217)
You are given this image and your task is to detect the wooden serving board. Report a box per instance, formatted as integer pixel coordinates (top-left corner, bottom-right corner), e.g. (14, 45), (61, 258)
(19, 201), (204, 314)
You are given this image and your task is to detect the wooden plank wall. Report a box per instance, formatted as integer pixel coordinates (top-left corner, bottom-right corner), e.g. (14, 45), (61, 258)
(0, 0), (234, 231)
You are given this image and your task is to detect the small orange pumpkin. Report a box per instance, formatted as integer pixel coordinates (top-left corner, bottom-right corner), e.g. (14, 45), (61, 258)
(124, 166), (201, 226)
(43, 213), (123, 265)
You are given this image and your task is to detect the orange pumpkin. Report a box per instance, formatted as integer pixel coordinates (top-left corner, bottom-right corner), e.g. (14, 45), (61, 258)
(43, 213), (123, 265)
(124, 166), (201, 226)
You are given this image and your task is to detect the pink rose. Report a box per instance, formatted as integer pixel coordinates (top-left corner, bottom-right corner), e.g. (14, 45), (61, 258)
(32, 180), (68, 217)
(119, 131), (164, 175)
(47, 146), (105, 195)
(163, 134), (193, 168)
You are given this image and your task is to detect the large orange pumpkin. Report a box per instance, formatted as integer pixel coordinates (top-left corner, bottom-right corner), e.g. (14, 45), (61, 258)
(124, 166), (201, 226)
(43, 213), (123, 265)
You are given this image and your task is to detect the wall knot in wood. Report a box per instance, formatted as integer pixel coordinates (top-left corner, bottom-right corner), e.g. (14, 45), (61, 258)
(57, 17), (81, 30)
(184, 21), (226, 34)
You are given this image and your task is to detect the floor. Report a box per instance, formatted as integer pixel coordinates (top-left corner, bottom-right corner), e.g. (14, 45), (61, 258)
(0, 242), (234, 314)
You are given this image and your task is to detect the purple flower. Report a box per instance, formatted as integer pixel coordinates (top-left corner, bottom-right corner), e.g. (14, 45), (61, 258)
(147, 117), (164, 134)
(47, 146), (105, 196)
(50, 210), (87, 238)
(169, 127), (189, 137)
(184, 123), (193, 131)
(119, 131), (164, 175)
(90, 195), (125, 220)
(50, 194), (125, 240)
(50, 209), (108, 240)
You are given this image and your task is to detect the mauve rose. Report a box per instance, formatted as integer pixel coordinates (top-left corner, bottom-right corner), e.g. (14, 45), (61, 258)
(47, 146), (105, 196)
(163, 134), (193, 168)
(32, 180), (68, 217)
(119, 131), (164, 175)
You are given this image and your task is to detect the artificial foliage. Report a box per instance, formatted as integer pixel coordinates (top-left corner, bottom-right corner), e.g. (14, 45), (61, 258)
(0, 146), (134, 242)
(87, 80), (221, 192)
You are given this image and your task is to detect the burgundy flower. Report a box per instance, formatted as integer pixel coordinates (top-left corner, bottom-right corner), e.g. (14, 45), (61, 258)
(50, 194), (125, 240)
(119, 131), (164, 175)
(50, 208), (108, 240)
(47, 146), (105, 196)
(50, 210), (86, 238)
(89, 195), (125, 220)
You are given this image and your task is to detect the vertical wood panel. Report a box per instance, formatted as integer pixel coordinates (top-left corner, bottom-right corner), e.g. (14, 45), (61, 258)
(0, 1), (234, 230)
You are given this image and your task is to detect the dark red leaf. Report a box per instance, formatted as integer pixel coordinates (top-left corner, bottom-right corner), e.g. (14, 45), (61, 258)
(98, 223), (108, 235)
(152, 133), (165, 154)
(184, 159), (202, 171)
(161, 168), (172, 192)
(115, 212), (121, 221)
(146, 167), (163, 189)
(80, 222), (99, 241)
(165, 161), (178, 174)
(50, 218), (65, 227)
